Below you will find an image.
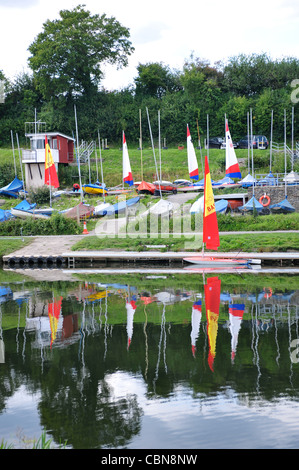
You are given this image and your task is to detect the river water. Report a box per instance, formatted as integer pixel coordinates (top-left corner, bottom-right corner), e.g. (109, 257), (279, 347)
(1, 268), (299, 450)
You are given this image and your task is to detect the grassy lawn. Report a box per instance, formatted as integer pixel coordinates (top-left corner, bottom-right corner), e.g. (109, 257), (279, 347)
(71, 231), (299, 253)
(1, 144), (298, 187)
(0, 237), (31, 256)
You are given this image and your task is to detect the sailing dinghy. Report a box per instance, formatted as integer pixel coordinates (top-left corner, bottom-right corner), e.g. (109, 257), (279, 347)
(187, 124), (199, 181)
(82, 183), (107, 196)
(123, 131), (134, 187)
(184, 156), (258, 267)
(225, 119), (241, 179)
(0, 177), (24, 198)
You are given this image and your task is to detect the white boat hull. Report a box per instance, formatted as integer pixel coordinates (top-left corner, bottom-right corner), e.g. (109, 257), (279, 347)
(11, 209), (50, 220)
(183, 256), (261, 267)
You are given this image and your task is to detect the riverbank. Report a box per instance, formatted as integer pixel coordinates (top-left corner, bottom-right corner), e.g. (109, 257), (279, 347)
(1, 231), (299, 271)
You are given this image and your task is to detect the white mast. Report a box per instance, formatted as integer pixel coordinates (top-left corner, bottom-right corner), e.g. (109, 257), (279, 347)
(146, 107), (162, 199)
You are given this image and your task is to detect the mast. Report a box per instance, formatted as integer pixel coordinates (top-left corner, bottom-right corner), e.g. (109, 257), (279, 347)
(98, 130), (105, 201)
(206, 114), (209, 162)
(10, 130), (17, 176)
(250, 108), (255, 196)
(139, 109), (143, 180)
(196, 118), (204, 176)
(16, 133), (26, 198)
(95, 148), (99, 182)
(146, 107), (162, 199)
(122, 130), (124, 189)
(247, 111), (250, 173)
(291, 106), (294, 171)
(158, 110), (162, 182)
(270, 109), (273, 172)
(74, 105), (83, 202)
(284, 109), (287, 198)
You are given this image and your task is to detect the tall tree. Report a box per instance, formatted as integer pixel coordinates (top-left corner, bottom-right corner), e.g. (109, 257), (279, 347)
(28, 4), (134, 100)
(134, 62), (182, 99)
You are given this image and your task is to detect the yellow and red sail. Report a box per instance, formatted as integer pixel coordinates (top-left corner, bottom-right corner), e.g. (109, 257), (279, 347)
(203, 155), (219, 250)
(48, 296), (62, 348)
(45, 135), (59, 188)
(204, 276), (221, 372)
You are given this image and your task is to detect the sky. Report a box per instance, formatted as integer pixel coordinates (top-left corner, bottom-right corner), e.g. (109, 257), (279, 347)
(0, 0), (298, 91)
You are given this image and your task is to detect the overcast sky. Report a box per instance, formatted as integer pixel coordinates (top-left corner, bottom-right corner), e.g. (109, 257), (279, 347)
(0, 0), (298, 91)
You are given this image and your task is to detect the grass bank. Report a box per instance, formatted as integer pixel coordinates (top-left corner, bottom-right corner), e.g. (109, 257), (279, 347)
(0, 237), (31, 257)
(71, 231), (299, 253)
(1, 145), (298, 188)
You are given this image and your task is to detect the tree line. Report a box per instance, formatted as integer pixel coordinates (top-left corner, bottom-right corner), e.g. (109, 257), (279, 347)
(0, 4), (298, 148)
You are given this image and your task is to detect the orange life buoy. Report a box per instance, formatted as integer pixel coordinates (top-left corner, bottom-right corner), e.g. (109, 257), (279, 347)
(259, 194), (271, 207)
(263, 287), (272, 299)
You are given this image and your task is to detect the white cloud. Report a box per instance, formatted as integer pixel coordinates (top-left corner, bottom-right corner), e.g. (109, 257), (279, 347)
(133, 21), (169, 45)
(0, 0), (298, 90)
(0, 0), (39, 7)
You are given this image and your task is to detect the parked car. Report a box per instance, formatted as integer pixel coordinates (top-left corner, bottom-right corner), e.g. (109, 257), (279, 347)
(207, 137), (225, 149)
(237, 135), (269, 149)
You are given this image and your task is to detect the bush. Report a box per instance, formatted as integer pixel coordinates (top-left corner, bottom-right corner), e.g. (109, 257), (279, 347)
(0, 163), (16, 187)
(28, 186), (51, 205)
(0, 213), (81, 236)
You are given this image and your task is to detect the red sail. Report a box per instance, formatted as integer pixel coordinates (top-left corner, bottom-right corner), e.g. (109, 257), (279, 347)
(203, 155), (220, 250)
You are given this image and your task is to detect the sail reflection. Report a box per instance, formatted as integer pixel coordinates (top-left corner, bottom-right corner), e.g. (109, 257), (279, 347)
(204, 277), (221, 371)
(1, 273), (299, 449)
(228, 303), (245, 363)
(191, 299), (202, 357)
(0, 275), (299, 376)
(126, 294), (137, 349)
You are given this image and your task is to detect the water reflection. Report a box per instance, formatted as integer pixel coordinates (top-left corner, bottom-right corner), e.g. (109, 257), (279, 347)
(0, 272), (299, 449)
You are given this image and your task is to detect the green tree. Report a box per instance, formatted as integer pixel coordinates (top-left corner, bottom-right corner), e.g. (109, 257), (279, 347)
(222, 53), (299, 97)
(218, 95), (251, 139)
(28, 4), (134, 100)
(134, 62), (182, 99)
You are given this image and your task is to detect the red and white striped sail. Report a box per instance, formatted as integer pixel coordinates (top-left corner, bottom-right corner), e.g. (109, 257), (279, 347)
(122, 131), (134, 186)
(191, 300), (202, 357)
(126, 296), (137, 349)
(228, 303), (245, 362)
(187, 124), (199, 181)
(225, 119), (241, 178)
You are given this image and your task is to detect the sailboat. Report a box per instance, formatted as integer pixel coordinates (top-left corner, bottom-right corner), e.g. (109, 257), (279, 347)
(122, 131), (134, 187)
(238, 111), (255, 187)
(184, 156), (258, 267)
(269, 110), (295, 214)
(0, 177), (23, 198)
(82, 182), (107, 196)
(11, 199), (51, 219)
(0, 131), (24, 198)
(239, 108), (264, 213)
(190, 195), (228, 214)
(187, 124), (199, 181)
(225, 119), (241, 179)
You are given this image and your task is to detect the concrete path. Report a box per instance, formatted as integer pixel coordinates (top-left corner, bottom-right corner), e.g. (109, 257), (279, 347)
(4, 235), (87, 257)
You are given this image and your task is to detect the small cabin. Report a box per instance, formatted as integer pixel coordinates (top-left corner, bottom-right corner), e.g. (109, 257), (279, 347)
(22, 132), (75, 189)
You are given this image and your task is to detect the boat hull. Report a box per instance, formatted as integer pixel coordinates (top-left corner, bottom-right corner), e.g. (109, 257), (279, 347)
(83, 185), (107, 196)
(11, 209), (50, 220)
(183, 256), (254, 267)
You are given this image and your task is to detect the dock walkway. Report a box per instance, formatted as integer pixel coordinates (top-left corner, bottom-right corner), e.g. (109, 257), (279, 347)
(2, 232), (299, 269)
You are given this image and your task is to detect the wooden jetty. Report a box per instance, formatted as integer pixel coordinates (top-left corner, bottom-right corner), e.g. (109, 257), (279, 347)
(3, 249), (299, 269)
